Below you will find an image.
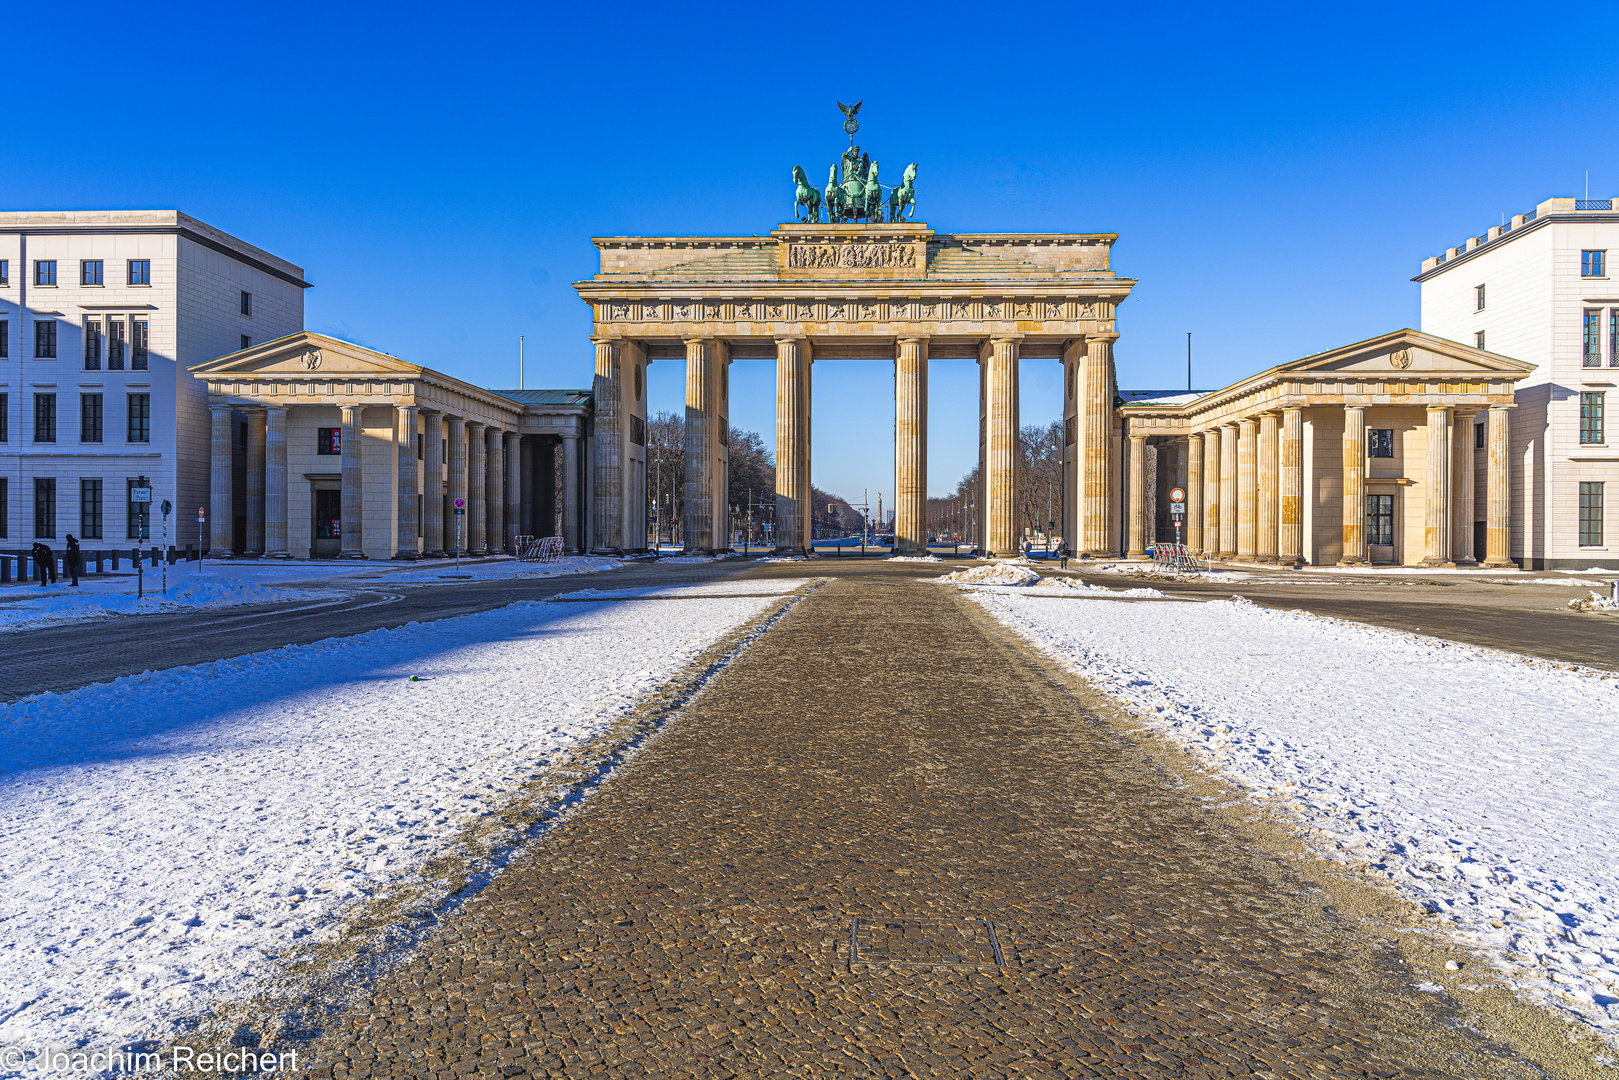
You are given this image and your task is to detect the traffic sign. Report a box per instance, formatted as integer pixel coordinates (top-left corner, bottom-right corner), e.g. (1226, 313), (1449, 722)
(130, 487), (152, 503)
(1169, 487), (1186, 504)
(453, 497), (466, 510)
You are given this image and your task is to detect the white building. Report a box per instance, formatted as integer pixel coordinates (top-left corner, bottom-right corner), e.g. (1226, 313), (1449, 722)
(0, 211), (306, 551)
(1418, 196), (1619, 569)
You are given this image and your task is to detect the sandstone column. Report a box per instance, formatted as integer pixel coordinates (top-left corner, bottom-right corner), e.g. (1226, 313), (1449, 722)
(984, 337), (1020, 556)
(1451, 409), (1477, 566)
(1340, 405), (1367, 565)
(340, 404), (365, 558)
(1257, 411), (1279, 563)
(245, 410), (266, 555)
(1483, 404), (1513, 568)
(591, 337), (622, 552)
(1201, 428), (1220, 556)
(562, 432), (580, 554)
(1219, 422), (1238, 558)
(519, 437), (535, 537)
(264, 406), (289, 557)
(1236, 418), (1258, 561)
(1422, 405), (1452, 566)
(467, 421), (487, 554)
(395, 405), (419, 559)
(486, 426), (505, 555)
(1185, 433), (1204, 551)
(505, 431), (522, 554)
(895, 337), (929, 555)
(446, 416), (467, 555)
(1082, 334), (1116, 556)
(1279, 407), (1304, 566)
(208, 404), (234, 556)
(684, 339), (720, 553)
(1126, 432), (1148, 558)
(774, 337), (812, 554)
(423, 411), (445, 556)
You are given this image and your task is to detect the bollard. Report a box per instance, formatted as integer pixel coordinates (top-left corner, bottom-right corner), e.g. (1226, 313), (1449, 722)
(150, 546), (159, 567)
(187, 543), (195, 563)
(167, 546), (177, 566)
(18, 552), (28, 582)
(1, 555), (9, 584)
(1612, 579), (1618, 604)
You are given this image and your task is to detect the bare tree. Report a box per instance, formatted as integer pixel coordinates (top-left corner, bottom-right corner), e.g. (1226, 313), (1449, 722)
(1017, 421), (1064, 541)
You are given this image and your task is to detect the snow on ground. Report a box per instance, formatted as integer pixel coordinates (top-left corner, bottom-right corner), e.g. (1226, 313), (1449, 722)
(938, 563), (1041, 586)
(887, 555), (942, 563)
(1568, 591), (1619, 613)
(1026, 577), (1168, 599)
(1071, 561), (1251, 582)
(0, 579), (807, 1064)
(965, 588), (1619, 1033)
(0, 576), (305, 633)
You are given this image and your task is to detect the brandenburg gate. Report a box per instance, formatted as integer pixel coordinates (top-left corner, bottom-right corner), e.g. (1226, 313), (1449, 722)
(577, 220), (1137, 555)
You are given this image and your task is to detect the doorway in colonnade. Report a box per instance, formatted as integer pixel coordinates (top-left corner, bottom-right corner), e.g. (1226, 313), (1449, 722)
(809, 360), (895, 550)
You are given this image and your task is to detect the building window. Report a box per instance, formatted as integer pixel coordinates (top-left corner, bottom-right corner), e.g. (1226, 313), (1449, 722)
(1583, 250), (1607, 277)
(1581, 392), (1605, 445)
(1475, 422), (1485, 449)
(33, 394), (55, 443)
(0, 393), (7, 443)
(107, 318), (125, 370)
(0, 478), (7, 538)
(240, 290), (252, 317)
(81, 260), (103, 286)
(0, 259), (8, 286)
(80, 478), (103, 539)
(1475, 284), (1485, 310)
(1367, 494), (1394, 547)
(1475, 330), (1485, 350)
(630, 414), (646, 446)
(34, 478), (55, 538)
(127, 393), (150, 443)
(80, 393), (103, 443)
(0, 320), (7, 358)
(128, 259), (150, 286)
(240, 334), (251, 351)
(34, 320), (56, 358)
(1368, 428), (1394, 458)
(126, 479), (150, 539)
(131, 318), (148, 370)
(34, 260), (56, 286)
(317, 427), (341, 455)
(1611, 309), (1619, 368)
(417, 433), (424, 460)
(83, 317), (101, 370)
(1587, 309), (1603, 367)
(1581, 483), (1605, 547)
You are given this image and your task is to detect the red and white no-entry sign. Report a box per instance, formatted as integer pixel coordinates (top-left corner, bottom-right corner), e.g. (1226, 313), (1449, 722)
(1169, 487), (1186, 503)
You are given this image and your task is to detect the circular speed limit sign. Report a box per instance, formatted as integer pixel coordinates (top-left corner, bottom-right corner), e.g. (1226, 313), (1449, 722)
(1169, 487), (1186, 503)
(454, 497), (466, 510)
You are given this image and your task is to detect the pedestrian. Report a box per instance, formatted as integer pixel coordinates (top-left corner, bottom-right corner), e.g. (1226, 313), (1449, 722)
(65, 534), (81, 587)
(31, 541), (57, 586)
(1059, 541), (1070, 571)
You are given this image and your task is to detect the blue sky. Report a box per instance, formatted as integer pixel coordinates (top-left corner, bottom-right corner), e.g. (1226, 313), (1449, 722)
(9, 1), (1615, 502)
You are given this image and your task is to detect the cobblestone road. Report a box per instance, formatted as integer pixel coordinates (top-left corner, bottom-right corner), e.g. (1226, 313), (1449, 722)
(303, 570), (1540, 1079)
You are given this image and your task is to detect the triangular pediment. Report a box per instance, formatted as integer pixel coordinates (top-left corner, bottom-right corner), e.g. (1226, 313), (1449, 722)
(1285, 330), (1535, 376)
(189, 332), (425, 377)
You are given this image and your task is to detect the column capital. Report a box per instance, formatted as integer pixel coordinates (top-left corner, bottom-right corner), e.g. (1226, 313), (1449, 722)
(1238, 416), (1259, 431)
(1087, 331), (1120, 344)
(1426, 403), (1452, 414)
(1489, 401), (1517, 411)
(895, 335), (930, 345)
(560, 431), (579, 441)
(989, 334), (1024, 346)
(208, 402), (233, 415)
(774, 334), (809, 344)
(590, 334), (620, 346)
(1127, 432), (1147, 444)
(1344, 403), (1366, 414)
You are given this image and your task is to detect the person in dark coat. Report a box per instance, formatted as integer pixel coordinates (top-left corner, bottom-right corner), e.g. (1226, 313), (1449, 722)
(31, 541), (57, 586)
(65, 534), (81, 587)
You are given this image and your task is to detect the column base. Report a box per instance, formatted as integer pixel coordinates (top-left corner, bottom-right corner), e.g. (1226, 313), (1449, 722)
(772, 546), (807, 556)
(1419, 558), (1457, 569)
(393, 550), (421, 560)
(1481, 557), (1517, 569)
(263, 550), (293, 559)
(339, 551), (369, 560)
(1453, 557), (1478, 568)
(1337, 557), (1367, 567)
(1126, 548), (1148, 559)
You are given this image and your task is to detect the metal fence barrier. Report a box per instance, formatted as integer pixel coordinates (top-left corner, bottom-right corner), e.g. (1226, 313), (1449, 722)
(1149, 542), (1211, 573)
(515, 535), (565, 563)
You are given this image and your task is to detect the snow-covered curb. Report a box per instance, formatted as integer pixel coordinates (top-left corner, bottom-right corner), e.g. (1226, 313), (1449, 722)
(0, 580), (807, 1066)
(0, 576), (303, 632)
(967, 589), (1619, 1036)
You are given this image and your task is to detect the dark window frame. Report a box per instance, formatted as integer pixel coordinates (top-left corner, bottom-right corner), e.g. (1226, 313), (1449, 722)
(1475, 422), (1485, 450)
(1367, 428), (1394, 458)
(83, 316), (101, 369)
(1582, 250), (1607, 278)
(0, 393), (8, 443)
(1580, 482), (1605, 547)
(34, 320), (56, 358)
(80, 477), (103, 539)
(1611, 309), (1619, 369)
(0, 477), (8, 538)
(1367, 494), (1395, 547)
(33, 260), (56, 286)
(80, 392), (103, 443)
(34, 477), (55, 538)
(130, 318), (148, 370)
(80, 259), (103, 286)
(317, 427), (341, 455)
(1581, 391), (1605, 445)
(1475, 330), (1485, 350)
(0, 259), (8, 286)
(1474, 283), (1485, 310)
(126, 393), (151, 444)
(1587, 308), (1604, 367)
(240, 290), (252, 317)
(0, 319), (7, 359)
(240, 334), (251, 351)
(33, 393), (56, 443)
(126, 478), (150, 540)
(127, 259), (150, 286)
(107, 317), (125, 370)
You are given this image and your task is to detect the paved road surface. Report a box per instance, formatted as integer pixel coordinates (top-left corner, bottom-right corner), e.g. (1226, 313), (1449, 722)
(301, 571), (1539, 1079)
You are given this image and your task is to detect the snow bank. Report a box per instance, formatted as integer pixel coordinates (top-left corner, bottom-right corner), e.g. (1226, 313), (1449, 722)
(1030, 578), (1168, 599)
(0, 576), (295, 632)
(937, 563), (1041, 586)
(968, 590), (1619, 1033)
(1568, 590), (1619, 613)
(0, 580), (805, 1062)
(888, 555), (942, 563)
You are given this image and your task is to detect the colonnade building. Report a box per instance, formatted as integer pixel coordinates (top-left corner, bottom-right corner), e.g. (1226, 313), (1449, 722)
(191, 333), (589, 558)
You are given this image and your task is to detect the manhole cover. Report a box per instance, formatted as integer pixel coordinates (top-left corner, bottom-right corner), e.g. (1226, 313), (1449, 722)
(849, 918), (1005, 969)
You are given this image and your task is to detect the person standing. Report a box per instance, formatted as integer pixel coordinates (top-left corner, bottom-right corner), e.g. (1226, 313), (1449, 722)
(65, 534), (81, 587)
(31, 541), (57, 586)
